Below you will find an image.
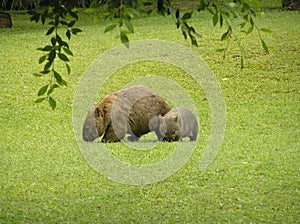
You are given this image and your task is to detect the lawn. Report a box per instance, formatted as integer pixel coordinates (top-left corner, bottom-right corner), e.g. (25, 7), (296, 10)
(0, 1), (299, 223)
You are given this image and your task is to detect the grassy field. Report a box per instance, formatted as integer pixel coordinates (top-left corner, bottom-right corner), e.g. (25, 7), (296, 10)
(1, 0), (300, 223)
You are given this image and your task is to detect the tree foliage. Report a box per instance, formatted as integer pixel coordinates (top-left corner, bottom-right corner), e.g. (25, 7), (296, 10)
(28, 1), (82, 109)
(29, 0), (270, 109)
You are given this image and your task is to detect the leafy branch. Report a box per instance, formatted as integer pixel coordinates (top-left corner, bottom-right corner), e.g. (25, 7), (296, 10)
(175, 0), (271, 68)
(104, 2), (137, 48)
(28, 2), (81, 109)
(29, 0), (271, 109)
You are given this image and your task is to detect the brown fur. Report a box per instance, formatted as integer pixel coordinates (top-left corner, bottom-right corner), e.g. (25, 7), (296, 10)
(0, 12), (12, 28)
(83, 85), (170, 142)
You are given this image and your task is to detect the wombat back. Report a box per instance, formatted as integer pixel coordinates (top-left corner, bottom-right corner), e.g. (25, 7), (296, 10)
(83, 85), (170, 142)
(110, 85), (170, 141)
(177, 107), (198, 141)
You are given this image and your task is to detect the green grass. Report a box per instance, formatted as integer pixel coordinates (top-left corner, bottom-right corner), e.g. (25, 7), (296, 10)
(1, 2), (300, 223)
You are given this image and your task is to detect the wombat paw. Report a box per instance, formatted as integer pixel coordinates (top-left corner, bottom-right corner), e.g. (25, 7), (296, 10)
(128, 135), (139, 142)
(189, 136), (197, 141)
(101, 138), (120, 143)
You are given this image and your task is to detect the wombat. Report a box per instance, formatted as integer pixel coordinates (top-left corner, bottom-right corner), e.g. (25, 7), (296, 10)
(82, 85), (170, 142)
(0, 12), (12, 28)
(149, 107), (198, 141)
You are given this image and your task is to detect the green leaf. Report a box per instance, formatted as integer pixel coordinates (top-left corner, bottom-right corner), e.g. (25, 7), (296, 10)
(71, 28), (82, 35)
(69, 11), (78, 20)
(66, 30), (71, 40)
(38, 45), (52, 52)
(44, 61), (52, 71)
(51, 37), (56, 46)
(46, 26), (55, 36)
(242, 2), (250, 12)
(66, 63), (71, 74)
(250, 17), (254, 27)
(38, 85), (49, 96)
(54, 71), (62, 83)
(35, 97), (46, 103)
(33, 73), (43, 77)
(213, 13), (218, 26)
(63, 47), (73, 56)
(56, 35), (69, 48)
(198, 0), (206, 11)
(124, 19), (134, 33)
(47, 84), (59, 95)
(54, 15), (59, 26)
(40, 70), (50, 74)
(261, 39), (269, 54)
(260, 28), (272, 33)
(240, 22), (246, 29)
(39, 55), (47, 64)
(68, 20), (76, 28)
(61, 41), (69, 49)
(220, 14), (223, 27)
(175, 9), (180, 19)
(181, 28), (187, 40)
(120, 32), (129, 48)
(216, 48), (225, 52)
(189, 26), (195, 33)
(58, 53), (69, 62)
(49, 97), (57, 110)
(240, 56), (244, 69)
(60, 79), (67, 86)
(104, 24), (117, 33)
(182, 12), (192, 20)
(85, 8), (97, 14)
(188, 33), (198, 46)
(191, 37), (198, 46)
(48, 50), (56, 61)
(221, 31), (229, 41)
(60, 20), (68, 26)
(56, 34), (63, 45)
(246, 25), (254, 34)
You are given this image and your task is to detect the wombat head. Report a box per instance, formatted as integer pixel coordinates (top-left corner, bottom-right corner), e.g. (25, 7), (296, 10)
(161, 113), (181, 142)
(82, 104), (107, 142)
(149, 114), (181, 141)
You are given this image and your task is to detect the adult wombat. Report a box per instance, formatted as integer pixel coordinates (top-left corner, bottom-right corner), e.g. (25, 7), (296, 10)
(82, 85), (170, 142)
(0, 12), (12, 28)
(149, 107), (198, 141)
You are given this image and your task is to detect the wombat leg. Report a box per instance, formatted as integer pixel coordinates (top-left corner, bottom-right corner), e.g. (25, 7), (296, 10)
(128, 135), (139, 142)
(101, 137), (121, 143)
(157, 136), (164, 141)
(155, 131), (164, 141)
(189, 135), (197, 141)
(190, 126), (198, 141)
(101, 125), (122, 142)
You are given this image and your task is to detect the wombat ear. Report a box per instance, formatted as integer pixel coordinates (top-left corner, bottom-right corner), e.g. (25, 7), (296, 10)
(174, 113), (179, 122)
(149, 116), (159, 130)
(95, 106), (101, 118)
(158, 115), (164, 123)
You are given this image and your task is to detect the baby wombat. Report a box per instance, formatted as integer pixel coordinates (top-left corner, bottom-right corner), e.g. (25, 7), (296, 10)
(149, 107), (198, 141)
